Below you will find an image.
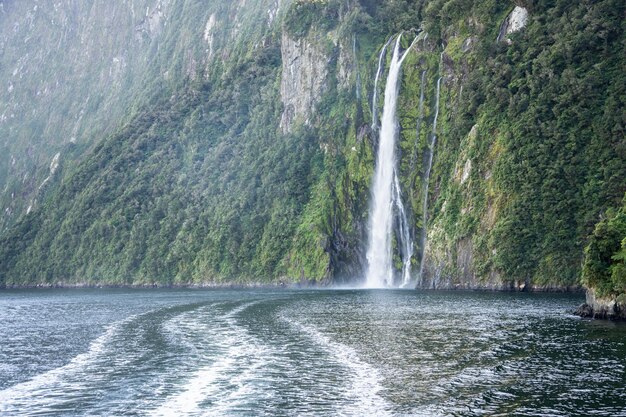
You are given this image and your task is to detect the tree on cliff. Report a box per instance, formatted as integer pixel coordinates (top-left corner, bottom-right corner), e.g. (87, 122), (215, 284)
(582, 195), (626, 298)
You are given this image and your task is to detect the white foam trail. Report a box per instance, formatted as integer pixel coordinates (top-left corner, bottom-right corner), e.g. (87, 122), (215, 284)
(151, 302), (272, 417)
(281, 314), (391, 416)
(0, 312), (142, 414)
(159, 302), (230, 357)
(204, 339), (273, 417)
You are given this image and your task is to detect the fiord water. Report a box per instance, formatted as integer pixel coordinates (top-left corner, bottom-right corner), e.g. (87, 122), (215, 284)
(1, 288), (624, 416)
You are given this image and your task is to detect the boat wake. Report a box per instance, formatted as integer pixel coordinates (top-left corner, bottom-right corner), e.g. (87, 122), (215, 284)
(280, 313), (391, 416)
(151, 301), (275, 416)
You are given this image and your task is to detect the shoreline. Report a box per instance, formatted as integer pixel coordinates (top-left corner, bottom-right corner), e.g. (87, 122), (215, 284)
(574, 289), (626, 321)
(0, 282), (297, 290)
(413, 282), (584, 293)
(1, 281), (585, 293)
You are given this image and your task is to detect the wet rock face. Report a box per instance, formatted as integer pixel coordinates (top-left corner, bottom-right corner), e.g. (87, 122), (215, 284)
(576, 290), (626, 320)
(279, 32), (329, 134)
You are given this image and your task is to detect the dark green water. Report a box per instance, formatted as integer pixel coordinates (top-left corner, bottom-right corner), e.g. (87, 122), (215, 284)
(0, 289), (624, 416)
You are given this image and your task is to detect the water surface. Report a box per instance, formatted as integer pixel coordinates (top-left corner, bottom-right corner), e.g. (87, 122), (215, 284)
(1, 288), (624, 416)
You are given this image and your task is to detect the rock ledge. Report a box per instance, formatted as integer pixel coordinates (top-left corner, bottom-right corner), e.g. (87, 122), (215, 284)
(575, 289), (626, 320)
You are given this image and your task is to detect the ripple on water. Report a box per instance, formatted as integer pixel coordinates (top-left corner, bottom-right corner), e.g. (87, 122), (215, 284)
(151, 301), (275, 416)
(1, 289), (625, 416)
(279, 311), (392, 417)
(0, 311), (140, 414)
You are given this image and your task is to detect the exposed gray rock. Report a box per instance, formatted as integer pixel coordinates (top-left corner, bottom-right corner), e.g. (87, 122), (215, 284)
(461, 159), (472, 184)
(135, 0), (170, 40)
(203, 14), (217, 59)
(497, 6), (529, 44)
(456, 237), (474, 283)
(279, 32), (329, 133)
(337, 40), (352, 91)
(461, 37), (475, 53)
(576, 289), (626, 320)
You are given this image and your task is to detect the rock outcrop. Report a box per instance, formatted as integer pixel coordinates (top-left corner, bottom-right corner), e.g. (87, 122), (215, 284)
(279, 32), (329, 133)
(497, 6), (529, 43)
(576, 290), (626, 320)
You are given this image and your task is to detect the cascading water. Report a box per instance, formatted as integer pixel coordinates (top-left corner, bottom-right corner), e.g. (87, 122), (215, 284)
(393, 170), (413, 287)
(371, 35), (395, 131)
(365, 34), (416, 288)
(409, 70), (427, 177)
(353, 35), (361, 101)
(417, 49), (444, 285)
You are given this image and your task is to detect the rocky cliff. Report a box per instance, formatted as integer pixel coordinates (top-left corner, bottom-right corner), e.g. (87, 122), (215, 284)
(0, 0), (624, 290)
(413, 2), (624, 291)
(576, 289), (626, 320)
(279, 32), (329, 133)
(0, 0), (283, 232)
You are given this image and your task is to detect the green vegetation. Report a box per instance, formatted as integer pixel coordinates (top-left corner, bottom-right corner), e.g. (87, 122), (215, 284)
(0, 0), (624, 289)
(414, 0), (625, 287)
(0, 0), (280, 233)
(0, 37), (324, 285)
(582, 196), (626, 298)
(284, 0), (340, 37)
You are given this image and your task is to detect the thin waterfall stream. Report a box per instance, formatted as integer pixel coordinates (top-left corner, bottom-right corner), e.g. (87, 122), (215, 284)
(394, 170), (413, 287)
(365, 34), (417, 288)
(409, 70), (427, 178)
(417, 48), (443, 286)
(353, 35), (361, 101)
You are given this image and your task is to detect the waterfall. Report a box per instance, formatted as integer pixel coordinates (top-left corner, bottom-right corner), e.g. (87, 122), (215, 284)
(354, 35), (361, 101)
(371, 35), (395, 131)
(417, 50), (443, 285)
(409, 70), (427, 185)
(394, 170), (413, 287)
(365, 34), (416, 288)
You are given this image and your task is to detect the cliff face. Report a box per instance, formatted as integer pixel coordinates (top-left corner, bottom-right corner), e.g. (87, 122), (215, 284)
(0, 0), (283, 232)
(0, 0), (624, 289)
(279, 32), (329, 133)
(576, 290), (626, 320)
(413, 1), (624, 291)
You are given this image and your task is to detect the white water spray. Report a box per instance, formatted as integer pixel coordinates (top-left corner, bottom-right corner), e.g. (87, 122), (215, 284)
(365, 34), (416, 288)
(418, 49), (444, 285)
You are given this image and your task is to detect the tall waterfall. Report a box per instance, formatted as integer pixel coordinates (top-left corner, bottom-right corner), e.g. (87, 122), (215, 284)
(365, 34), (416, 288)
(417, 50), (443, 284)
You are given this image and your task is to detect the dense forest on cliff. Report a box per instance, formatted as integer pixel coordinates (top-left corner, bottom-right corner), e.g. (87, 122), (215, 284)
(0, 0), (624, 290)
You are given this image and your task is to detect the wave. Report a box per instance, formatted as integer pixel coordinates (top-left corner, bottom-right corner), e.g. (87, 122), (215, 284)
(0, 310), (142, 414)
(150, 301), (274, 416)
(279, 313), (391, 416)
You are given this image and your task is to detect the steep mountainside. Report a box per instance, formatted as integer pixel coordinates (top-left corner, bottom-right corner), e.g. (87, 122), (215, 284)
(0, 0), (283, 231)
(0, 0), (624, 290)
